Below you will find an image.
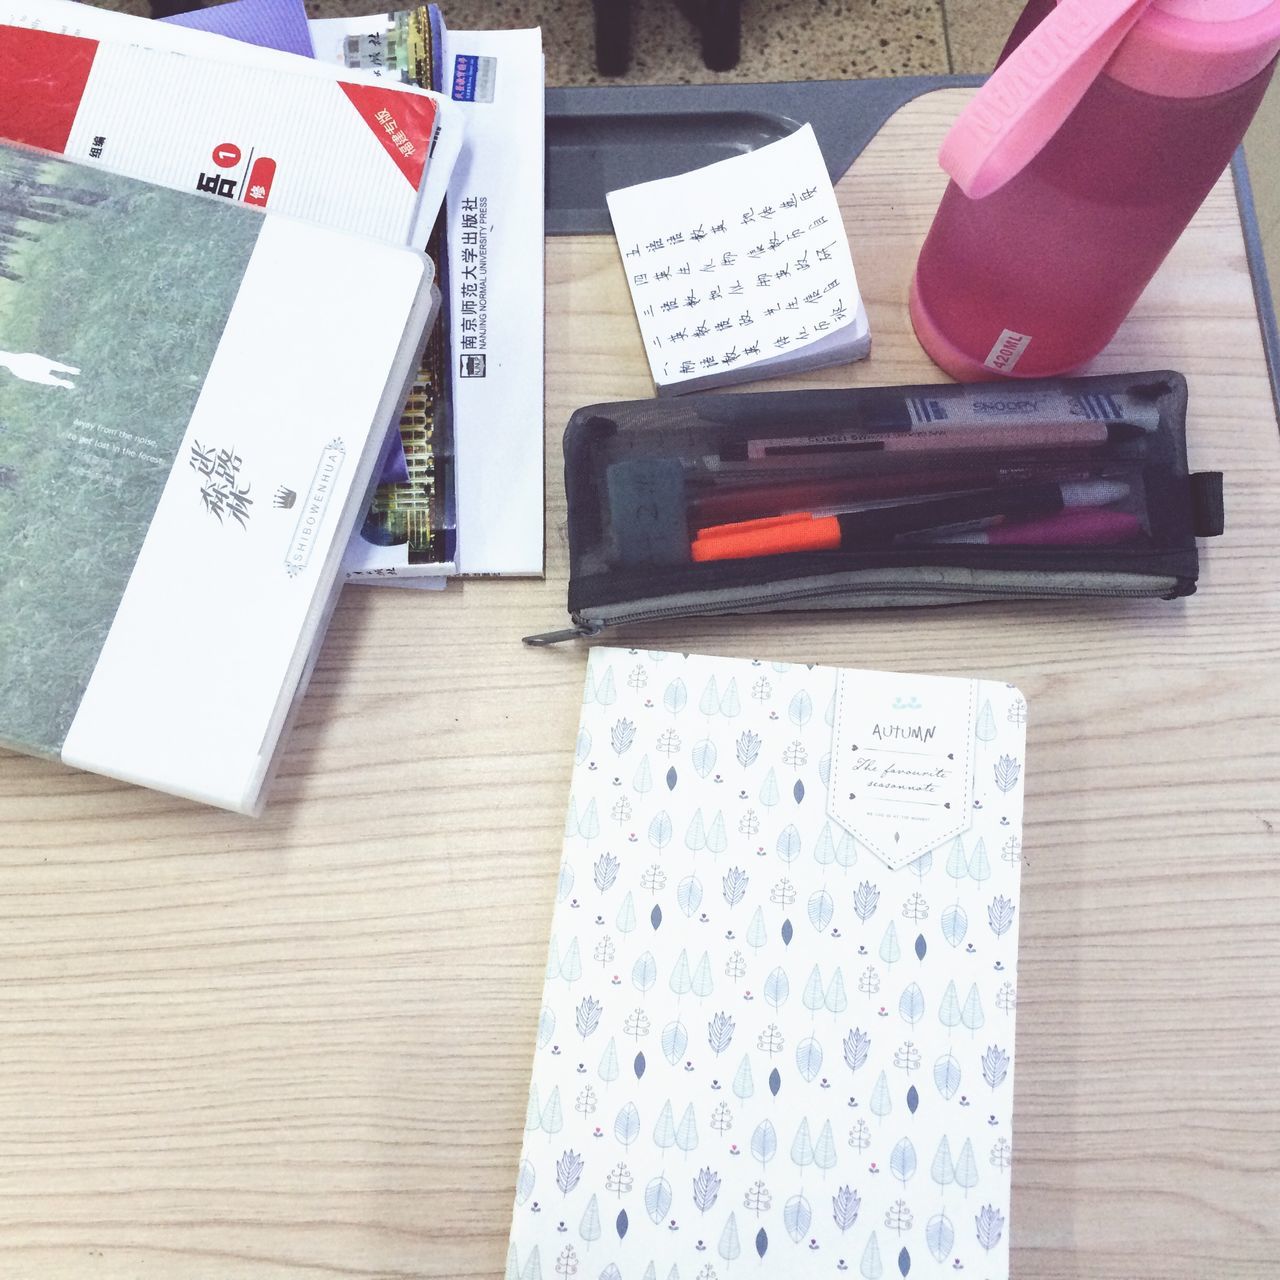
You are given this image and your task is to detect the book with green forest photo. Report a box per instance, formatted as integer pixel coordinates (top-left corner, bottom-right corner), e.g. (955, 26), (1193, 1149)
(0, 143), (439, 812)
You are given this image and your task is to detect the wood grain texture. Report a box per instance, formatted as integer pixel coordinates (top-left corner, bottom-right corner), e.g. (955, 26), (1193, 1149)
(1, 88), (1277, 1278)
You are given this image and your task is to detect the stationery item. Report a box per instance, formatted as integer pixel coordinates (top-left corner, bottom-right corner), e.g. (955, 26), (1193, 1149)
(911, 0), (1280, 380)
(688, 464), (1091, 526)
(606, 124), (870, 396)
(0, 21), (452, 246)
(309, 4), (458, 578)
(317, 11), (547, 578)
(162, 0), (315, 58)
(505, 646), (1028, 1280)
(525, 371), (1224, 643)
(690, 479), (1131, 562)
(712, 420), (1148, 467)
(920, 508), (1144, 547)
(0, 144), (438, 812)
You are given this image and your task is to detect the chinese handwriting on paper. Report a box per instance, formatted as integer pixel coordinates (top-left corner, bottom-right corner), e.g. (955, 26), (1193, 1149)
(607, 125), (861, 385)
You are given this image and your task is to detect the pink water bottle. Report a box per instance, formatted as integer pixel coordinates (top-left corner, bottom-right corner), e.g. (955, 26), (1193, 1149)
(910, 0), (1280, 381)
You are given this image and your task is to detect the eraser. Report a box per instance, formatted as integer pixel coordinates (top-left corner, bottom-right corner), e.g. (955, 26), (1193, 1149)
(605, 459), (690, 566)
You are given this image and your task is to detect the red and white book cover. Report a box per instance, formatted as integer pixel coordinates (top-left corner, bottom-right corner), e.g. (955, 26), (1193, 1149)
(0, 22), (450, 245)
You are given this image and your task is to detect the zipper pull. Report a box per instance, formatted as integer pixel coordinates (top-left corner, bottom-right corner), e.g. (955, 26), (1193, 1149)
(522, 619), (606, 646)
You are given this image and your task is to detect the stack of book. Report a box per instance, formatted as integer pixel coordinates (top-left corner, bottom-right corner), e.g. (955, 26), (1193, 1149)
(0, 0), (545, 812)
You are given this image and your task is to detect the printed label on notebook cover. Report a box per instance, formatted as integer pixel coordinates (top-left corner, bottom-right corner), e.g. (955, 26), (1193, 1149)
(828, 670), (977, 868)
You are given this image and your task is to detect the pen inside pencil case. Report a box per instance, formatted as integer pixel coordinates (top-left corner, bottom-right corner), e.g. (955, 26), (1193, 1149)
(688, 478), (1143, 562)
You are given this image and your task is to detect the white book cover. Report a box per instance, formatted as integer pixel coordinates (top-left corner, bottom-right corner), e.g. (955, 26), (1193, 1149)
(507, 647), (1026, 1280)
(0, 145), (435, 813)
(0, 8), (461, 243)
(315, 12), (546, 579)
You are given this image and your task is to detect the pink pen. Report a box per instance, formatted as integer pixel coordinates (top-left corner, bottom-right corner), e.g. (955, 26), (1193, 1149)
(917, 508), (1143, 547)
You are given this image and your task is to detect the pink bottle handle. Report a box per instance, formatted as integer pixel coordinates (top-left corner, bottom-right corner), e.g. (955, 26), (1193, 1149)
(940, 0), (1155, 198)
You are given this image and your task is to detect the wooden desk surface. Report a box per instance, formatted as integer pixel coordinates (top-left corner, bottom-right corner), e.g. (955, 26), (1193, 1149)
(1, 88), (1277, 1279)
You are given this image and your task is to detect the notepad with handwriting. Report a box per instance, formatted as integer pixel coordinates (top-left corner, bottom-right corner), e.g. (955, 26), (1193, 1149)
(506, 648), (1026, 1280)
(606, 125), (870, 396)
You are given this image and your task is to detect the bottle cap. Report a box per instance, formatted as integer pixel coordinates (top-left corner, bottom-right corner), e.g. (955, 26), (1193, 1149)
(939, 0), (1280, 198)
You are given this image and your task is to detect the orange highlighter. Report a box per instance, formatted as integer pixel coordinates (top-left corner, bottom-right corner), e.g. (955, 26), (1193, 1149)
(690, 479), (1129, 562)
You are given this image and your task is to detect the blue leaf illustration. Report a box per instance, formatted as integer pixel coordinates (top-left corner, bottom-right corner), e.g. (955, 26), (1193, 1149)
(890, 1137), (917, 1185)
(598, 1264), (619, 1280)
(781, 919), (794, 946)
(783, 1193), (812, 1242)
(931, 1136), (955, 1188)
(699, 676), (720, 717)
(675, 1103), (698, 1153)
(853, 881), (880, 923)
(789, 690), (813, 726)
(756, 1227), (768, 1259)
(793, 779), (805, 804)
(720, 679), (741, 718)
(898, 1245), (911, 1276)
(594, 851), (620, 893)
(515, 1159), (535, 1206)
(692, 1166), (721, 1213)
(914, 933), (927, 961)
(576, 728), (592, 763)
(677, 875), (704, 918)
(645, 1175), (672, 1223)
(899, 982), (925, 1027)
(777, 824), (801, 863)
(994, 755), (1021, 794)
(791, 1117), (814, 1167)
(769, 1067), (781, 1098)
(692, 738), (717, 778)
(844, 1027), (871, 1073)
(807, 889), (834, 933)
(614, 1103), (641, 1148)
(661, 1020), (688, 1065)
(576, 996), (602, 1038)
(975, 1204), (1005, 1251)
(708, 1011), (735, 1057)
(664, 679), (687, 715)
(988, 895), (1016, 938)
(796, 1036), (823, 1082)
(634, 1052), (646, 1080)
(617, 1208), (629, 1240)
(610, 718), (635, 755)
(763, 966), (789, 1010)
(832, 1185), (861, 1232)
(933, 1053), (962, 1100)
(961, 984), (985, 1033)
(649, 812), (673, 849)
(666, 766), (678, 791)
(537, 1007), (555, 1049)
(632, 951), (657, 993)
(982, 1044), (1010, 1090)
(556, 1149), (583, 1195)
(750, 1119), (777, 1166)
(651, 905), (663, 931)
(926, 1212), (955, 1263)
(941, 904), (968, 948)
(907, 1086), (919, 1115)
(722, 866), (749, 908)
(653, 1100), (676, 1150)
(736, 730), (761, 767)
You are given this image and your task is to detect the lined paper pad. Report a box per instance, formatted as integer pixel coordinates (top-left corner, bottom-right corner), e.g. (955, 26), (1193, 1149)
(606, 126), (864, 390)
(506, 648), (1026, 1280)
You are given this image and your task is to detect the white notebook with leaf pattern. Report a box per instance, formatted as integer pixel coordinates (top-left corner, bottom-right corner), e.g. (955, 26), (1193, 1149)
(507, 648), (1027, 1280)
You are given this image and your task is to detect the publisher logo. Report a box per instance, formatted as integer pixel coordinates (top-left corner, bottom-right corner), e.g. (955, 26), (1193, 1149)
(285, 438), (346, 578)
(984, 329), (1032, 374)
(459, 353), (487, 378)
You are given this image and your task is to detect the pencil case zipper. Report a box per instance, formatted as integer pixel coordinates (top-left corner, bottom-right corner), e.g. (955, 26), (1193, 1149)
(524, 569), (1190, 644)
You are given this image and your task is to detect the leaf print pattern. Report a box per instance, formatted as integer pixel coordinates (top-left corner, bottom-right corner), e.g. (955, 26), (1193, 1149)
(509, 651), (1025, 1280)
